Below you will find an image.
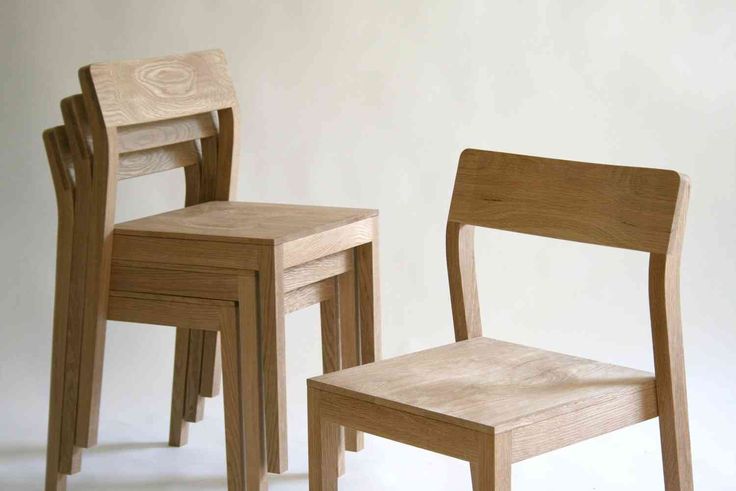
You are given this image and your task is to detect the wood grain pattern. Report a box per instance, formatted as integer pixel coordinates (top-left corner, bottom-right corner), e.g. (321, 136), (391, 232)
(449, 149), (684, 253)
(118, 112), (217, 153)
(87, 49), (237, 127)
(110, 262), (240, 300)
(283, 250), (353, 293)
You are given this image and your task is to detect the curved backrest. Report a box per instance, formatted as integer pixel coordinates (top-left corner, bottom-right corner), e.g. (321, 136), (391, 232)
(449, 149), (688, 254)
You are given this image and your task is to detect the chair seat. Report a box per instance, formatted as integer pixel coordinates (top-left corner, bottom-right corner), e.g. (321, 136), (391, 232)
(309, 337), (657, 434)
(114, 201), (377, 245)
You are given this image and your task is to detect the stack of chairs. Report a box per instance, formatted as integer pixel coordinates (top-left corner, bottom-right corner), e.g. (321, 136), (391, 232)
(42, 49), (380, 491)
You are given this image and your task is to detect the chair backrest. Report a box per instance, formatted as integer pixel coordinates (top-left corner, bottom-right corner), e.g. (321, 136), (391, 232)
(449, 149), (687, 254)
(445, 148), (690, 341)
(79, 49), (239, 200)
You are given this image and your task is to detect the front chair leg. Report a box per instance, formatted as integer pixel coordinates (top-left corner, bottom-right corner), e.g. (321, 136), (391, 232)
(259, 247), (288, 474)
(308, 388), (340, 491)
(220, 275), (267, 491)
(470, 433), (512, 491)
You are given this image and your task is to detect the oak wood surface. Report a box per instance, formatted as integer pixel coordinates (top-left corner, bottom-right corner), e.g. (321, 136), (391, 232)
(88, 49), (237, 127)
(117, 112), (217, 153)
(284, 279), (335, 314)
(310, 337), (656, 434)
(449, 149), (685, 253)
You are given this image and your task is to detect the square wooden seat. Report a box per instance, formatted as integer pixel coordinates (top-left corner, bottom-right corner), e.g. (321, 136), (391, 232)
(310, 337), (658, 462)
(114, 201), (377, 245)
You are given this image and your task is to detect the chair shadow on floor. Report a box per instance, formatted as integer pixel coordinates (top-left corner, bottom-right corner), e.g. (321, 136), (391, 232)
(0, 441), (309, 489)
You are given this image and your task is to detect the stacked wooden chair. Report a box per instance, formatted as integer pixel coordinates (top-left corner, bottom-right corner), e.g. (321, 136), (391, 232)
(43, 49), (380, 491)
(308, 149), (694, 490)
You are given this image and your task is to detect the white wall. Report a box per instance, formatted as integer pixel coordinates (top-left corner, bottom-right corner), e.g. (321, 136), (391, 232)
(1, 1), (734, 489)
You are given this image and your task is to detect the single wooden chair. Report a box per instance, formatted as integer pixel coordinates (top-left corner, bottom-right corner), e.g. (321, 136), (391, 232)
(308, 149), (693, 490)
(44, 50), (380, 491)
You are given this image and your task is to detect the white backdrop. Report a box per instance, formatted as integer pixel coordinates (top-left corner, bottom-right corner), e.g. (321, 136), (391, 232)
(1, 1), (734, 489)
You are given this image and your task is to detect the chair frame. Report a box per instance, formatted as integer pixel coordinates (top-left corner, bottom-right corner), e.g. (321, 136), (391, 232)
(308, 149), (693, 490)
(44, 50), (381, 491)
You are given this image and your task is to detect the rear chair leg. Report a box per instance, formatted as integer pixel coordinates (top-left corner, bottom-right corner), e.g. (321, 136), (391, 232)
(169, 327), (191, 446)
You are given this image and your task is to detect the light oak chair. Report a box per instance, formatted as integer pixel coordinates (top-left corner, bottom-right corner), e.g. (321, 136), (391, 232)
(308, 149), (693, 490)
(44, 50), (380, 491)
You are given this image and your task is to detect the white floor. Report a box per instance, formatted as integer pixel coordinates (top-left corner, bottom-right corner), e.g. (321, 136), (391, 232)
(2, 308), (734, 490)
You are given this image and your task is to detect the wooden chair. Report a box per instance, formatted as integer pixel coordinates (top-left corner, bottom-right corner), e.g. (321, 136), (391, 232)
(44, 50), (380, 491)
(308, 149), (693, 490)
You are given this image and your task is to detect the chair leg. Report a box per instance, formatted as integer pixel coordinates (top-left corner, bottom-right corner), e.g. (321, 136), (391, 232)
(337, 269), (364, 452)
(220, 276), (267, 491)
(183, 330), (205, 422)
(169, 327), (191, 446)
(308, 388), (339, 491)
(320, 288), (345, 476)
(200, 331), (221, 397)
(259, 247), (288, 473)
(46, 287), (72, 491)
(356, 235), (381, 364)
(470, 433), (511, 491)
